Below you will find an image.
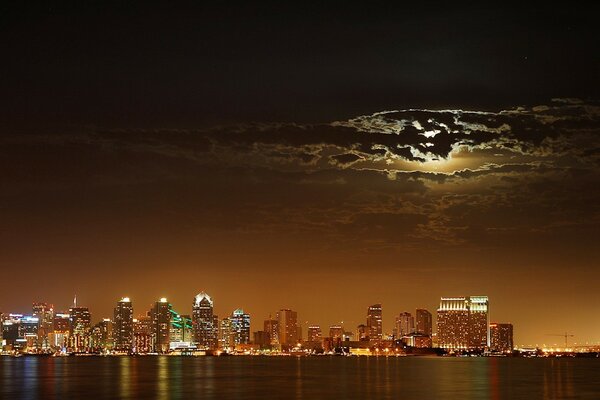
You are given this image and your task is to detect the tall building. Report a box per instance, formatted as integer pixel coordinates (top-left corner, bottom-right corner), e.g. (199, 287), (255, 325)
(264, 319), (279, 346)
(230, 309), (250, 346)
(307, 325), (322, 342)
(367, 304), (382, 343)
(276, 309), (299, 348)
(50, 312), (70, 350)
(490, 323), (513, 353)
(437, 296), (489, 350)
(396, 312), (414, 337)
(32, 302), (54, 350)
(192, 292), (218, 349)
(69, 306), (91, 352)
(133, 315), (152, 354)
(151, 298), (171, 353)
(90, 319), (113, 352)
(415, 309), (432, 336)
(219, 317), (234, 350)
(170, 311), (193, 345)
(356, 324), (369, 341)
(113, 297), (134, 352)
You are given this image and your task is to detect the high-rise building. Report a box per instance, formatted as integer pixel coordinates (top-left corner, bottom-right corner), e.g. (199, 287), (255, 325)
(113, 297), (134, 352)
(277, 309), (299, 348)
(50, 312), (70, 349)
(230, 309), (251, 346)
(151, 298), (171, 353)
(396, 312), (414, 337)
(69, 306), (91, 352)
(415, 309), (432, 336)
(192, 292), (218, 349)
(490, 323), (513, 353)
(264, 319), (279, 346)
(356, 324), (369, 341)
(32, 302), (54, 350)
(133, 315), (152, 354)
(367, 304), (382, 343)
(90, 319), (113, 352)
(170, 311), (193, 346)
(219, 317), (234, 350)
(307, 325), (322, 342)
(437, 296), (489, 350)
(329, 326), (343, 340)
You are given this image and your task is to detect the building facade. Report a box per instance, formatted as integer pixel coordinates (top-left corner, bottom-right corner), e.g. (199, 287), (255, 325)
(490, 323), (513, 353)
(277, 309), (299, 348)
(151, 298), (171, 353)
(437, 296), (489, 350)
(113, 297), (133, 352)
(192, 292), (218, 349)
(367, 304), (382, 343)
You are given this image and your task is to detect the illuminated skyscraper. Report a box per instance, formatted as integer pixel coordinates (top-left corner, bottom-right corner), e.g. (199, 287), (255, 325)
(231, 309), (251, 346)
(415, 309), (432, 336)
(490, 323), (513, 353)
(170, 311), (193, 345)
(367, 304), (382, 343)
(437, 296), (489, 350)
(219, 317), (234, 349)
(307, 325), (322, 342)
(151, 298), (171, 353)
(192, 292), (218, 349)
(276, 309), (299, 348)
(90, 318), (113, 352)
(264, 318), (279, 346)
(133, 315), (152, 353)
(69, 306), (91, 352)
(32, 302), (54, 349)
(113, 297), (134, 352)
(356, 324), (369, 341)
(395, 312), (414, 337)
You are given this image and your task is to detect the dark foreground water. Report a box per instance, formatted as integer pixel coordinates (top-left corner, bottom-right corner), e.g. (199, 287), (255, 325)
(1, 356), (599, 399)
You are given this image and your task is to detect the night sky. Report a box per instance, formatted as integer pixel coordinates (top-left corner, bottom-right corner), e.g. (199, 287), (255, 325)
(1, 3), (598, 346)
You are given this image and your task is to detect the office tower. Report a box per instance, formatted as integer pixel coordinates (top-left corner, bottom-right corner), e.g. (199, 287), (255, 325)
(231, 309), (251, 346)
(490, 323), (513, 353)
(395, 312), (414, 337)
(329, 326), (343, 340)
(90, 319), (113, 352)
(32, 302), (54, 349)
(170, 311), (193, 345)
(264, 319), (279, 346)
(21, 316), (39, 350)
(0, 312), (3, 345)
(415, 309), (432, 336)
(253, 330), (269, 348)
(2, 315), (22, 350)
(276, 309), (299, 347)
(367, 304), (382, 343)
(356, 324), (369, 341)
(437, 296), (489, 350)
(192, 292), (218, 349)
(133, 315), (152, 353)
(307, 325), (322, 342)
(219, 317), (234, 350)
(50, 313), (70, 349)
(69, 305), (91, 352)
(151, 298), (171, 353)
(113, 297), (134, 352)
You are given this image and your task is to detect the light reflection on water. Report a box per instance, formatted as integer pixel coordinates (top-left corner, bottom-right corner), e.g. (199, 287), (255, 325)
(1, 356), (599, 399)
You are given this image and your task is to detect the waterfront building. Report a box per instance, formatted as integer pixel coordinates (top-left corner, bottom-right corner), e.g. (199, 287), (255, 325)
(276, 309), (299, 348)
(490, 323), (513, 353)
(90, 318), (113, 352)
(133, 315), (152, 353)
(307, 325), (322, 342)
(170, 311), (193, 346)
(69, 306), (91, 352)
(151, 298), (171, 353)
(32, 302), (54, 349)
(356, 324), (369, 341)
(231, 309), (251, 346)
(437, 296), (489, 350)
(113, 297), (133, 352)
(192, 292), (218, 349)
(415, 309), (432, 336)
(263, 319), (279, 346)
(219, 317), (234, 350)
(367, 304), (382, 343)
(396, 312), (414, 337)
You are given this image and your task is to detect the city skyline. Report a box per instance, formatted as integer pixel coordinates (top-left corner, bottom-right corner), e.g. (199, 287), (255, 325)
(0, 292), (585, 347)
(1, 4), (598, 350)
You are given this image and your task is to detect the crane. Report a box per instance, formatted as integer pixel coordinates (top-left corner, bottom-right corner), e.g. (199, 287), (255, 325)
(546, 332), (575, 349)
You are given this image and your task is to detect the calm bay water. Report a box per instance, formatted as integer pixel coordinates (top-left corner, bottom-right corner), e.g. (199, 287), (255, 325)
(1, 356), (599, 399)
